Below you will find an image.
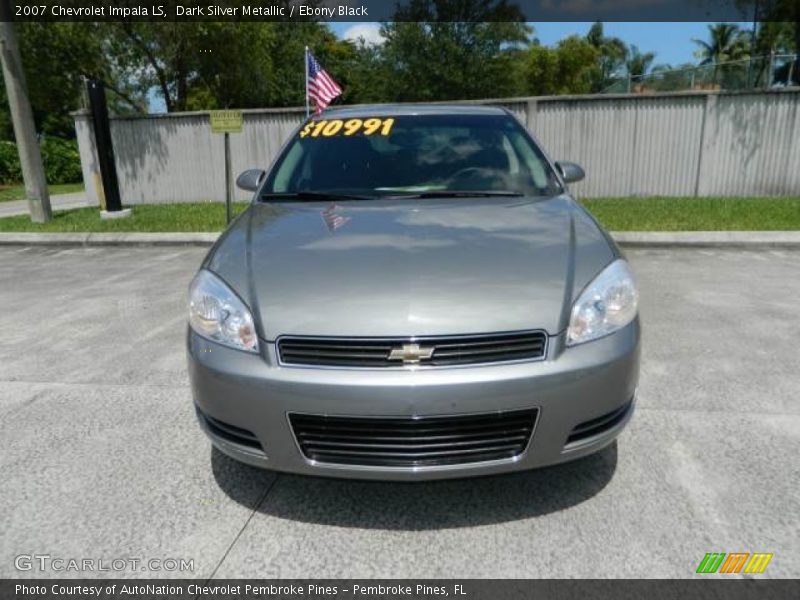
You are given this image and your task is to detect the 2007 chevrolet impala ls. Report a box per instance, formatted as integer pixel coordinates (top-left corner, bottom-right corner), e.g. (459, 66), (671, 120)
(186, 105), (640, 480)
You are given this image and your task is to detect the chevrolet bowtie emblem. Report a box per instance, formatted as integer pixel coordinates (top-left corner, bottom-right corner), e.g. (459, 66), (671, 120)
(388, 343), (435, 364)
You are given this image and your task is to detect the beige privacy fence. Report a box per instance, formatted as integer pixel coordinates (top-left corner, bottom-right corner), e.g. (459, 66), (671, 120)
(73, 89), (800, 204)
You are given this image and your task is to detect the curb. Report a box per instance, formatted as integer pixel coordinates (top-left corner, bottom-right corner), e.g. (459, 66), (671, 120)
(0, 232), (220, 246)
(611, 231), (800, 247)
(0, 231), (799, 248)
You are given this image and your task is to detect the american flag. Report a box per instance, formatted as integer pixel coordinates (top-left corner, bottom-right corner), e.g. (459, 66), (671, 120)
(306, 50), (342, 114)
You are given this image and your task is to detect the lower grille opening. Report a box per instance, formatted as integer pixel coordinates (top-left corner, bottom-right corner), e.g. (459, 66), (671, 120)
(197, 408), (264, 452)
(565, 399), (633, 446)
(290, 409), (538, 468)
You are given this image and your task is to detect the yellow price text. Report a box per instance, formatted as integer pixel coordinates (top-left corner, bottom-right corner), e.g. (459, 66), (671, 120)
(299, 118), (395, 138)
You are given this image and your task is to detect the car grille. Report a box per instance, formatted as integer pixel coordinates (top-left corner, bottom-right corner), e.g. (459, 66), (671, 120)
(277, 331), (547, 368)
(289, 409), (538, 468)
(565, 399), (633, 447)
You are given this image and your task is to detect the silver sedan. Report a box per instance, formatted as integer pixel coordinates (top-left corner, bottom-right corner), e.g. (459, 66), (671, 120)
(187, 105), (640, 480)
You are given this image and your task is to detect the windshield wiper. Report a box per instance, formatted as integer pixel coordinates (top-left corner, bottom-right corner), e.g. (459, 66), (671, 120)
(260, 190), (376, 201)
(386, 190), (524, 199)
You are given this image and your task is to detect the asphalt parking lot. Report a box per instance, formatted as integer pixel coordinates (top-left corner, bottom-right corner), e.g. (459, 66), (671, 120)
(0, 245), (798, 579)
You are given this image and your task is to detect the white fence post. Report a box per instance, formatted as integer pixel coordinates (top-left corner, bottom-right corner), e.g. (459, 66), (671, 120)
(525, 99), (537, 132)
(72, 109), (102, 207)
(694, 93), (717, 197)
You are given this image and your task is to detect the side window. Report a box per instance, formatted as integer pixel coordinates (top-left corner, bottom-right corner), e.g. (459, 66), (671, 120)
(502, 135), (520, 175)
(273, 143), (305, 192)
(508, 131), (549, 190)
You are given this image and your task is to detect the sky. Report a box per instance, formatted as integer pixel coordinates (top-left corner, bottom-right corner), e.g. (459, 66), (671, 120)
(332, 22), (751, 67)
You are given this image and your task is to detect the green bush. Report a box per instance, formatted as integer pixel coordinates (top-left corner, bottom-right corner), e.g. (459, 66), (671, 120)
(0, 141), (22, 184)
(0, 137), (82, 185)
(41, 137), (83, 184)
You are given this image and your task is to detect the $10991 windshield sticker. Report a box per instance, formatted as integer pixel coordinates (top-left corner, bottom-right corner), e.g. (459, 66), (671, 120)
(299, 117), (395, 138)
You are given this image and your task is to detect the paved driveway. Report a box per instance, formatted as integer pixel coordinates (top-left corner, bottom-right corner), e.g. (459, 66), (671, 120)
(0, 246), (797, 579)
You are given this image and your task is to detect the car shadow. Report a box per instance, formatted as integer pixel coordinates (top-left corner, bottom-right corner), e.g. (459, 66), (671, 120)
(212, 443), (617, 531)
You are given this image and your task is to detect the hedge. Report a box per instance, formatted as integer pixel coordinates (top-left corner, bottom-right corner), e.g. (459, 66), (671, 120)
(0, 137), (82, 185)
(0, 141), (22, 184)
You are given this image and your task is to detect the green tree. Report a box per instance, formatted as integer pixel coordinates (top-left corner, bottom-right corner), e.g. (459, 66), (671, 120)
(109, 22), (221, 112)
(753, 20), (794, 55)
(693, 23), (750, 64)
(692, 23), (750, 87)
(736, 0), (800, 84)
(626, 44), (656, 82)
(585, 22), (628, 91)
(648, 62), (699, 92)
(750, 21), (796, 85)
(0, 23), (143, 139)
(185, 23), (272, 109)
(257, 22), (348, 108)
(338, 40), (392, 104)
(377, 1), (531, 101)
(379, 22), (531, 101)
(108, 21), (347, 111)
(518, 36), (598, 96)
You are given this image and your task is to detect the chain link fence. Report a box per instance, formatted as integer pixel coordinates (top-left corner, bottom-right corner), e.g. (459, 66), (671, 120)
(604, 54), (799, 94)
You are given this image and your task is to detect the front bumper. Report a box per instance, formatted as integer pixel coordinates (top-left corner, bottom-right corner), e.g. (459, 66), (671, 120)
(187, 320), (640, 481)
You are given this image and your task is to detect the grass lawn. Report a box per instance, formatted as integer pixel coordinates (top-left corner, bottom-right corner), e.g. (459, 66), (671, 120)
(0, 183), (85, 203)
(0, 197), (798, 232)
(582, 197), (800, 231)
(0, 202), (248, 232)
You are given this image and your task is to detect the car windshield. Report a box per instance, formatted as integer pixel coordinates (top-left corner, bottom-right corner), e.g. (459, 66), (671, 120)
(262, 113), (563, 199)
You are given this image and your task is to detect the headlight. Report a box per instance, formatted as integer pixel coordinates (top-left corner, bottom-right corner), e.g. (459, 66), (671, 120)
(188, 270), (258, 352)
(567, 259), (638, 346)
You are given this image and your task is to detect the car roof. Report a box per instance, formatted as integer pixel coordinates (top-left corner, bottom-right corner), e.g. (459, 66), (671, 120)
(320, 104), (509, 119)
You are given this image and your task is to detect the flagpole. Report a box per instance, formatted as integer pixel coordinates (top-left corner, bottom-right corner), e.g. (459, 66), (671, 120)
(304, 46), (310, 118)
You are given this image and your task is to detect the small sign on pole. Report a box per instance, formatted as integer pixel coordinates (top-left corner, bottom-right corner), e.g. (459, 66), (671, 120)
(210, 110), (243, 224)
(210, 110), (243, 134)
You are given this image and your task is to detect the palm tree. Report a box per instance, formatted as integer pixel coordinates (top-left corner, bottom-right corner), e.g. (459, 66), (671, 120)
(626, 44), (656, 82)
(692, 23), (750, 84)
(751, 21), (795, 86)
(586, 22), (628, 91)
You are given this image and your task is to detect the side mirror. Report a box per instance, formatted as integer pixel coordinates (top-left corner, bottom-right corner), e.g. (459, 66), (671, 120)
(236, 169), (266, 192)
(555, 161), (585, 184)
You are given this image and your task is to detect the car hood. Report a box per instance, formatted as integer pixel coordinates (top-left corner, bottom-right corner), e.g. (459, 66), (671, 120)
(205, 195), (617, 340)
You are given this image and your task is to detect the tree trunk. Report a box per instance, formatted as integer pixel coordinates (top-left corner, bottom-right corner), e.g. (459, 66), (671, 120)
(174, 37), (187, 112)
(120, 24), (173, 112)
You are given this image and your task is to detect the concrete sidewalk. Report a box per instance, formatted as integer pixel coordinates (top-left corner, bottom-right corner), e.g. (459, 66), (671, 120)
(0, 191), (95, 218)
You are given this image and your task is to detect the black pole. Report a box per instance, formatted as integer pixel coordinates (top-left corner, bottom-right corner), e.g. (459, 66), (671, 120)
(86, 79), (122, 212)
(224, 132), (232, 224)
